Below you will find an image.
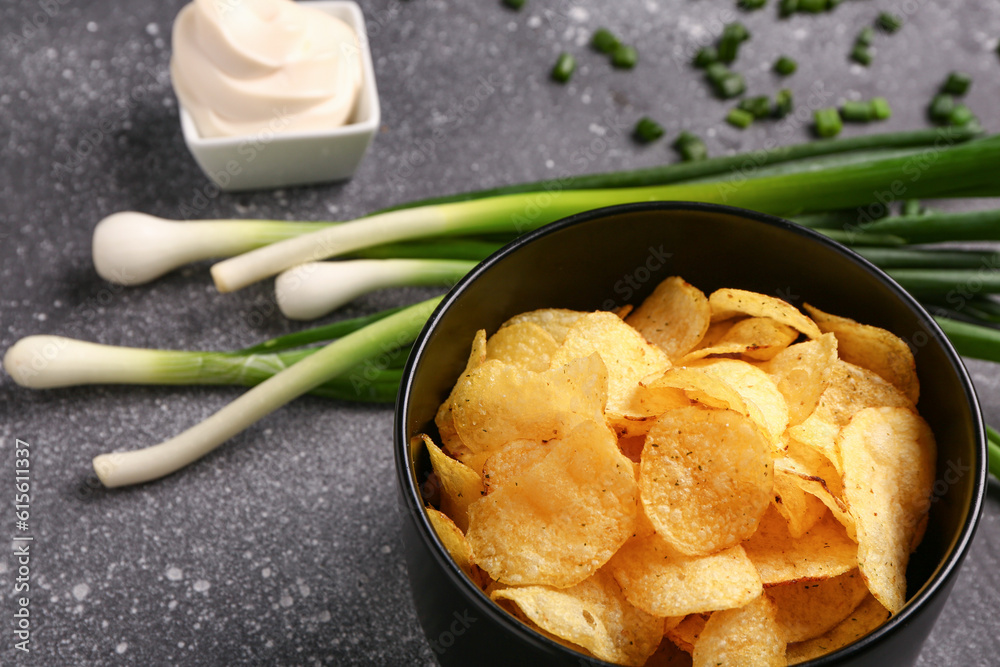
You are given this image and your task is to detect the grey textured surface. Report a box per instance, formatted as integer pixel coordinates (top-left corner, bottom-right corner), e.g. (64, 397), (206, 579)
(1, 0), (999, 665)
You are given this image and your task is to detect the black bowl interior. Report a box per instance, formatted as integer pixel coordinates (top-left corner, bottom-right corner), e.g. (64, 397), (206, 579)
(395, 202), (986, 667)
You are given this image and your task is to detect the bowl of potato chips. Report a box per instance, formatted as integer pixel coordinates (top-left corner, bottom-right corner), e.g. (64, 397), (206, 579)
(394, 201), (986, 666)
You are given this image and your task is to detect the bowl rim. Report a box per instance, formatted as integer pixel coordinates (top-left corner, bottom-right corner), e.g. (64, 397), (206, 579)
(394, 200), (987, 665)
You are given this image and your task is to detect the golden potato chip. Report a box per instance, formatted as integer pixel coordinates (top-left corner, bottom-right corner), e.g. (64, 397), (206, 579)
(762, 333), (839, 426)
(770, 569), (870, 643)
(709, 288), (821, 339)
(425, 506), (477, 581)
(609, 533), (762, 617)
(500, 308), (584, 344)
(481, 439), (548, 495)
(692, 319), (736, 350)
(691, 594), (785, 667)
(625, 276), (711, 361)
(805, 303), (919, 404)
(434, 329), (488, 458)
(687, 358), (789, 445)
(485, 320), (559, 372)
(490, 569), (664, 666)
(417, 434), (485, 532)
(614, 304), (634, 319)
(776, 439), (856, 540)
(467, 421), (638, 587)
(641, 407), (773, 556)
(550, 311), (671, 417)
(666, 614), (708, 654)
(608, 384), (691, 438)
(839, 407), (936, 613)
(786, 594), (890, 665)
(786, 360), (913, 472)
(743, 507), (857, 586)
(643, 367), (749, 414)
(682, 317), (798, 363)
(772, 468), (828, 539)
(450, 353), (608, 470)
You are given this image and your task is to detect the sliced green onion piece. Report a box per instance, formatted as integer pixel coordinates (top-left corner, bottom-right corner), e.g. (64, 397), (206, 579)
(591, 28), (620, 54)
(856, 27), (875, 46)
(774, 56), (797, 76)
(739, 96), (772, 119)
(672, 131), (708, 162)
(611, 44), (638, 69)
(814, 108), (843, 137)
(738, 0), (767, 10)
(779, 0), (798, 17)
(715, 72), (746, 99)
(634, 117), (665, 143)
(942, 71), (972, 96)
(718, 22), (749, 63)
(726, 108), (755, 129)
(929, 94), (956, 123)
(693, 46), (718, 68)
(551, 52), (576, 83)
(949, 104), (975, 127)
(773, 89), (794, 119)
(851, 44), (873, 66)
(877, 12), (903, 34)
(841, 100), (873, 123)
(798, 0), (827, 13)
(870, 97), (892, 120)
(705, 62), (730, 84)
(502, 0), (526, 8)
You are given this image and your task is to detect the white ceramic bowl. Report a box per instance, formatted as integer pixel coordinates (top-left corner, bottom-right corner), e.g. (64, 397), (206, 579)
(177, 1), (380, 192)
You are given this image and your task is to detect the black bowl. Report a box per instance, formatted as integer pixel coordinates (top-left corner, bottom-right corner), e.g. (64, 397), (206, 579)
(394, 202), (986, 666)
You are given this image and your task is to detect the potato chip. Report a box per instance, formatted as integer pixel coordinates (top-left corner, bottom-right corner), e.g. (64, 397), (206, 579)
(425, 506), (478, 581)
(417, 434), (485, 532)
(771, 468), (828, 539)
(643, 367), (749, 414)
(682, 317), (798, 363)
(709, 288), (821, 339)
(786, 360), (913, 472)
(786, 594), (890, 665)
(804, 303), (919, 404)
(608, 384), (691, 438)
(625, 276), (711, 361)
(762, 334), (839, 426)
(641, 407), (772, 556)
(481, 439), (548, 495)
(485, 320), (559, 372)
(642, 634), (696, 666)
(839, 407), (936, 613)
(550, 311), (671, 417)
(687, 358), (789, 445)
(467, 421), (638, 587)
(743, 506), (857, 586)
(614, 304), (634, 320)
(609, 533), (762, 617)
(666, 614), (708, 654)
(691, 594), (785, 667)
(776, 439), (856, 540)
(769, 569), (870, 643)
(434, 329), (488, 458)
(450, 353), (608, 470)
(490, 569), (664, 666)
(500, 308), (584, 344)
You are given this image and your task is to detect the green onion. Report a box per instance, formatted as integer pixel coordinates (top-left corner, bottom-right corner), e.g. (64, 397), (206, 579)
(727, 108), (755, 129)
(715, 72), (747, 99)
(934, 316), (1000, 364)
(929, 94), (956, 124)
(774, 56), (797, 76)
(854, 247), (1000, 270)
(88, 298), (442, 487)
(739, 96), (773, 119)
(942, 71), (972, 96)
(987, 430), (1000, 480)
(877, 13), (903, 34)
(591, 28), (620, 54)
(851, 45), (873, 66)
(949, 104), (975, 127)
(738, 0), (767, 10)
(501, 0), (526, 9)
(798, 0), (827, 13)
(889, 269), (1000, 296)
(634, 117), (666, 143)
(841, 101), (874, 123)
(814, 108), (843, 137)
(694, 46), (718, 68)
(870, 97), (892, 120)
(611, 44), (638, 69)
(551, 52), (576, 83)
(856, 27), (875, 47)
(779, 0), (798, 17)
(240, 308), (408, 354)
(774, 89), (794, 119)
(858, 208), (1000, 244)
(672, 132), (708, 162)
(718, 22), (750, 63)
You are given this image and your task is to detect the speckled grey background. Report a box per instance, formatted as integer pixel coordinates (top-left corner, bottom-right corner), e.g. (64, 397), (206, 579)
(1, 0), (998, 665)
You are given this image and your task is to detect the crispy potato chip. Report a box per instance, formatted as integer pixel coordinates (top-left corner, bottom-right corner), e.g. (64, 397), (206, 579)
(805, 303), (919, 404)
(786, 594), (890, 665)
(770, 569), (870, 643)
(625, 277), (711, 361)
(709, 288), (821, 339)
(641, 407), (773, 556)
(434, 330), (488, 458)
(687, 359), (789, 445)
(743, 506), (857, 586)
(666, 614), (708, 654)
(644, 367), (749, 414)
(550, 311), (671, 418)
(682, 317), (798, 363)
(786, 361), (913, 472)
(491, 569), (664, 666)
(609, 534), (762, 617)
(839, 407), (936, 613)
(762, 334), (839, 426)
(608, 384), (692, 438)
(467, 421), (638, 587)
(481, 439), (548, 495)
(776, 439), (856, 540)
(417, 434), (485, 532)
(450, 353), (608, 470)
(484, 321), (559, 372)
(614, 304), (634, 319)
(772, 468), (828, 539)
(425, 506), (478, 581)
(501, 308), (584, 344)
(692, 595), (785, 667)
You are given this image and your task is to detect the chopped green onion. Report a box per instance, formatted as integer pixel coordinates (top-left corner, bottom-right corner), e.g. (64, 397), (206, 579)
(929, 94), (956, 124)
(738, 96), (773, 119)
(718, 22), (750, 63)
(634, 117), (665, 143)
(870, 97), (892, 120)
(591, 28), (620, 54)
(738, 0), (768, 10)
(774, 56), (797, 76)
(798, 0), (827, 13)
(705, 62), (730, 84)
(611, 44), (638, 69)
(841, 100), (874, 123)
(851, 44), (873, 66)
(672, 131), (708, 162)
(693, 46), (718, 68)
(773, 89), (794, 119)
(711, 71), (746, 99)
(551, 52), (576, 83)
(726, 108), (755, 129)
(855, 27), (875, 46)
(779, 0), (798, 17)
(949, 104), (975, 127)
(877, 12), (903, 34)
(942, 71), (972, 96)
(501, 0), (526, 8)
(814, 108), (843, 137)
